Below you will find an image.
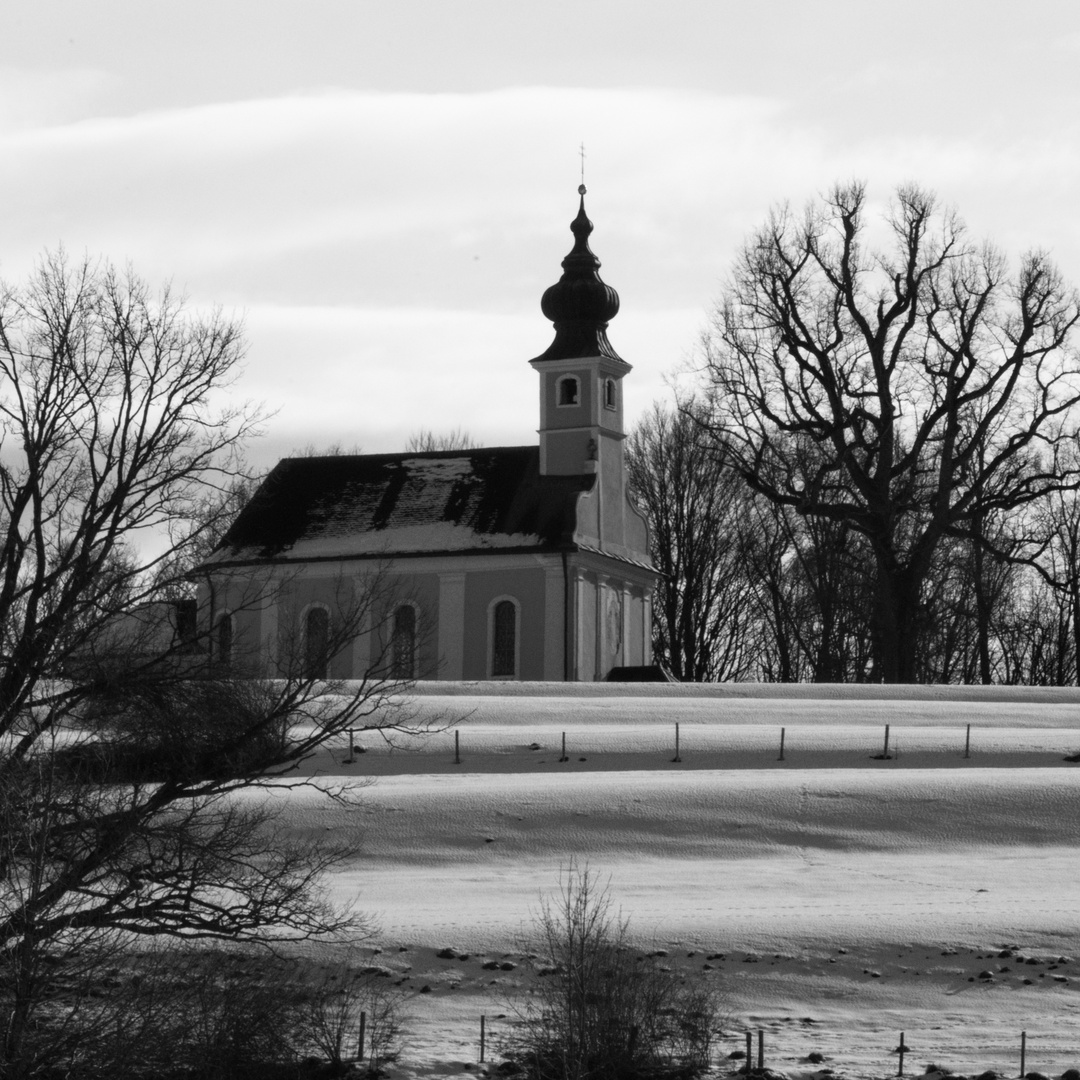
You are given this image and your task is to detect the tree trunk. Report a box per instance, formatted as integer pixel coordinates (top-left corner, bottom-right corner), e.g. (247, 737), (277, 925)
(872, 560), (923, 683)
(973, 541), (994, 685)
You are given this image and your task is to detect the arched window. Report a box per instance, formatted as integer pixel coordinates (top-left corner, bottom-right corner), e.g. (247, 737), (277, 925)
(491, 598), (518, 678)
(217, 613), (233, 667)
(391, 604), (417, 679)
(604, 378), (617, 410)
(304, 606), (330, 679)
(557, 376), (579, 406)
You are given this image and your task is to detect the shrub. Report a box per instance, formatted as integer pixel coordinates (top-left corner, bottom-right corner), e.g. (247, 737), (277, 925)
(296, 949), (406, 1076)
(502, 866), (722, 1080)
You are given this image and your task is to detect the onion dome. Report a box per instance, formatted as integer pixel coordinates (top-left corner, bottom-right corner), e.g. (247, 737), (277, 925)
(530, 185), (624, 363)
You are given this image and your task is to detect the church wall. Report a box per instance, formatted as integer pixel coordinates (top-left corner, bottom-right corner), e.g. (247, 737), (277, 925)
(198, 572), (271, 676)
(600, 439), (624, 546)
(544, 430), (594, 475)
(575, 573), (598, 680)
(284, 574), (358, 680)
(369, 572), (441, 679)
(566, 559), (657, 680)
(462, 566), (548, 680)
(630, 591), (643, 665)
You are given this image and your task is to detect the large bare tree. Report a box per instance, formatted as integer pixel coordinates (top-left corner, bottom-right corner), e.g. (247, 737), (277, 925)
(626, 400), (758, 681)
(702, 182), (1080, 682)
(0, 252), (431, 1073)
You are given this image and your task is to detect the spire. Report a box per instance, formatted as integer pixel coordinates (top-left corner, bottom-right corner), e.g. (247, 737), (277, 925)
(530, 185), (624, 363)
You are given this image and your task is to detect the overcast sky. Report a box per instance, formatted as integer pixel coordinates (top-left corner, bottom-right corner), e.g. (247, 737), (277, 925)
(4, 1), (1080, 468)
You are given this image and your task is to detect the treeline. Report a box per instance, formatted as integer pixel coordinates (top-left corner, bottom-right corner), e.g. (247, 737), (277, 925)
(628, 183), (1080, 685)
(629, 400), (1080, 684)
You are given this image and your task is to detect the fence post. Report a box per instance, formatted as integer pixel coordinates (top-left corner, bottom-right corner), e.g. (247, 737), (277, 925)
(480, 1015), (486, 1063)
(757, 1029), (764, 1071)
(1020, 1030), (1026, 1078)
(779, 727), (786, 761)
(455, 730), (461, 765)
(898, 1030), (905, 1077)
(745, 1031), (752, 1072)
(965, 724), (971, 759)
(559, 731), (568, 762)
(883, 724), (891, 758)
(358, 1010), (366, 1061)
(673, 722), (682, 762)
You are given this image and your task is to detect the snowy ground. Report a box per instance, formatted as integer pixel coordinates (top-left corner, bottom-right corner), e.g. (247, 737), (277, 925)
(273, 683), (1080, 1079)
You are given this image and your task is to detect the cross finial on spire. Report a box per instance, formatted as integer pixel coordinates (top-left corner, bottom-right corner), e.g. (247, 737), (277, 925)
(579, 142), (586, 194)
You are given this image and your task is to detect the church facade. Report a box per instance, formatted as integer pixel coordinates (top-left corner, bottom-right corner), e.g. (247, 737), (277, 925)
(198, 188), (658, 681)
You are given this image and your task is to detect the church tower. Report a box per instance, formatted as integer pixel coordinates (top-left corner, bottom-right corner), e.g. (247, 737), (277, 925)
(526, 187), (655, 677)
(529, 185), (631, 479)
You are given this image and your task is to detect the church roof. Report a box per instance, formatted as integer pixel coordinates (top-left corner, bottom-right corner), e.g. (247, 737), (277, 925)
(208, 446), (594, 565)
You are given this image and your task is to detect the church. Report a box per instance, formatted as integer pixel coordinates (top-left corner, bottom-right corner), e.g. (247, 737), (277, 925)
(198, 187), (658, 681)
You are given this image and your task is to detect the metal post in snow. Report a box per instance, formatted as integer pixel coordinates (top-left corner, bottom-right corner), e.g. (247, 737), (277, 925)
(480, 1015), (486, 1063)
(779, 727), (786, 761)
(560, 731), (568, 762)
(965, 723), (971, 759)
(757, 1028), (764, 1071)
(673, 722), (682, 762)
(455, 730), (461, 765)
(1020, 1030), (1026, 1078)
(883, 724), (891, 758)
(745, 1032), (752, 1073)
(898, 1031), (905, 1077)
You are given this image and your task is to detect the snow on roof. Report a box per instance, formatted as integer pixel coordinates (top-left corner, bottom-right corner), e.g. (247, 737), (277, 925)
(210, 446), (594, 564)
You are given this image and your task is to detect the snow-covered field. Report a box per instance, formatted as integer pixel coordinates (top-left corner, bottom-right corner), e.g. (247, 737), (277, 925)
(276, 683), (1080, 1079)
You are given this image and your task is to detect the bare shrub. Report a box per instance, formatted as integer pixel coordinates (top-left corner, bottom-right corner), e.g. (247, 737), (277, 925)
(297, 948), (406, 1076)
(502, 866), (723, 1080)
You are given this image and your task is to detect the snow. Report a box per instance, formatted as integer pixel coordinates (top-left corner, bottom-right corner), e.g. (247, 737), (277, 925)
(269, 684), (1080, 1079)
(283, 520), (543, 559)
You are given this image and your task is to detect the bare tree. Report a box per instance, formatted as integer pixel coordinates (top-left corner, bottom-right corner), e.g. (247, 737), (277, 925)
(702, 182), (1080, 681)
(0, 251), (436, 1073)
(626, 400), (757, 681)
(1032, 485), (1080, 682)
(405, 427), (477, 452)
(742, 497), (877, 683)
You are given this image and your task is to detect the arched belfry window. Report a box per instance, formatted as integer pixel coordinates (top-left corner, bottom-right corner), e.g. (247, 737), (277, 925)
(557, 376), (579, 407)
(391, 604), (417, 679)
(217, 613), (234, 667)
(304, 606), (330, 679)
(604, 378), (617, 410)
(490, 598), (518, 678)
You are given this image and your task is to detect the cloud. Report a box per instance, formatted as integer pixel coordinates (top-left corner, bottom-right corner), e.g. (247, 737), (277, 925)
(3, 83), (1080, 459)
(0, 65), (120, 129)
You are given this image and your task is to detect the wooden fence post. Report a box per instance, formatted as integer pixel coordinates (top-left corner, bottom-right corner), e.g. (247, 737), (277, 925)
(898, 1030), (905, 1077)
(965, 724), (971, 759)
(673, 722), (682, 762)
(455, 730), (461, 765)
(757, 1028), (764, 1071)
(358, 1010), (366, 1061)
(480, 1015), (486, 1063)
(559, 731), (568, 762)
(883, 724), (891, 758)
(779, 727), (786, 761)
(745, 1031), (752, 1072)
(1020, 1030), (1026, 1078)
